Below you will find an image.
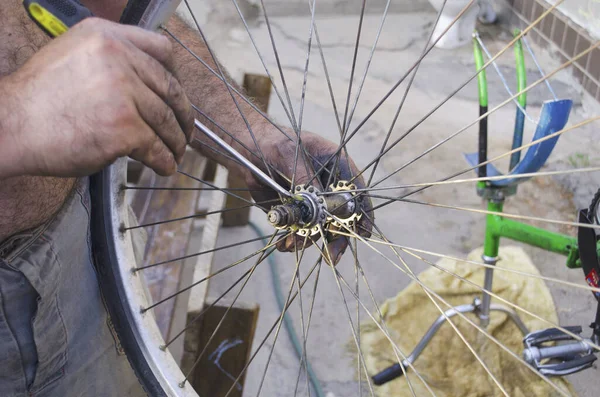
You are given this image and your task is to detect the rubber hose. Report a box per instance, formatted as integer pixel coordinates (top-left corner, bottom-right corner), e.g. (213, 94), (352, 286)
(248, 221), (325, 397)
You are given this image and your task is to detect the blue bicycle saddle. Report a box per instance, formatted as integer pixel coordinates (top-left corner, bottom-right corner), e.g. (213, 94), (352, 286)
(464, 98), (572, 187)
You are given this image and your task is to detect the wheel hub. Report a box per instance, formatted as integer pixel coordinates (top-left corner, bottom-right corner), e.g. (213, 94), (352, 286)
(267, 181), (361, 236)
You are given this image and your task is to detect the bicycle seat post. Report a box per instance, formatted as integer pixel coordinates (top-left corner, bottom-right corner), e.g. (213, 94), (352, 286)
(478, 190), (505, 328)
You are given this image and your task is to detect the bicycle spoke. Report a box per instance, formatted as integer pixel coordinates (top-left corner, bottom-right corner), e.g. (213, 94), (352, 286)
(192, 105), (294, 184)
(304, 0), (481, 186)
(313, 0), (560, 187)
(343, 0), (392, 135)
(323, 114), (599, 218)
(359, 210), (598, 353)
(165, 11), (327, 188)
(352, 227), (362, 397)
(333, 219), (566, 397)
(124, 199), (277, 231)
(291, 236), (311, 397)
(255, 235), (309, 396)
(180, 231), (279, 387)
(314, 25), (343, 134)
(344, 235), (420, 397)
(367, 195), (600, 230)
(348, 1), (565, 184)
(339, 216), (573, 396)
(291, 0), (318, 188)
(142, 234), (288, 312)
(340, 0), (366, 134)
(366, 0), (448, 186)
(321, 167), (600, 194)
(223, 256), (323, 397)
(178, 170), (255, 204)
(371, 116), (600, 210)
(324, 0), (370, 190)
(319, 227), (376, 396)
(124, 186), (267, 192)
(182, 0), (284, 201)
(334, 256), (434, 397)
(136, 231), (286, 271)
(362, 36), (597, 188)
(260, 0), (299, 131)
(314, 236), (425, 396)
(163, 27), (297, 145)
(230, 0), (297, 129)
(400, 247), (600, 352)
(162, 247), (278, 349)
(331, 231), (600, 295)
(292, 260), (323, 397)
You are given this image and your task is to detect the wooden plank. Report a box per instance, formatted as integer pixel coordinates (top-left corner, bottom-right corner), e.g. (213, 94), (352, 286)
(243, 74), (272, 110)
(221, 73), (272, 227)
(180, 165), (229, 373)
(130, 150), (207, 340)
(187, 301), (259, 397)
(221, 174), (253, 227)
(188, 165), (229, 313)
(167, 167), (227, 363)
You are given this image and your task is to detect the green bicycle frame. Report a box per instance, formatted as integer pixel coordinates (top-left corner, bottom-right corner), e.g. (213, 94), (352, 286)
(483, 200), (581, 268)
(473, 31), (598, 270)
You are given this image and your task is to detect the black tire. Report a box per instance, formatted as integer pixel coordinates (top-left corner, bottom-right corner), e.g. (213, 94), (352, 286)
(119, 0), (152, 25)
(89, 3), (183, 395)
(588, 187), (600, 225)
(90, 170), (167, 397)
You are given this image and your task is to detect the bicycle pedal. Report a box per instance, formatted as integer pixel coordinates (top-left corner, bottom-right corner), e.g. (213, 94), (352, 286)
(523, 326), (597, 376)
(524, 326), (583, 345)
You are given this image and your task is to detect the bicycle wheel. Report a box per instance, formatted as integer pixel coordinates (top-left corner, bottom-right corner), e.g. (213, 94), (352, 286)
(93, 1), (600, 396)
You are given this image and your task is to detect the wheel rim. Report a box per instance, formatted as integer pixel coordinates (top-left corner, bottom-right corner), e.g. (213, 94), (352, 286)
(99, 158), (199, 397)
(100, 1), (600, 396)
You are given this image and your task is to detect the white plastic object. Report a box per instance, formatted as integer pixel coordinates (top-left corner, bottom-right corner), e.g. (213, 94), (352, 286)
(427, 0), (495, 49)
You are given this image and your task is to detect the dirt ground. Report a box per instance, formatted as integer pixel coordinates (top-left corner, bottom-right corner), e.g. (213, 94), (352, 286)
(182, 1), (600, 395)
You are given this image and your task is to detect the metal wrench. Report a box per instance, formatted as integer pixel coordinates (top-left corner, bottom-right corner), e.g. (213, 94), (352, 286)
(193, 120), (292, 198)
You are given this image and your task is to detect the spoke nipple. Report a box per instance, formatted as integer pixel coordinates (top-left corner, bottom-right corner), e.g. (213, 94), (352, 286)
(131, 267), (138, 274)
(140, 307), (147, 314)
(159, 344), (166, 351)
(178, 381), (186, 388)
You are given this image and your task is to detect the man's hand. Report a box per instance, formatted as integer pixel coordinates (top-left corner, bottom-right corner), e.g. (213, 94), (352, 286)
(244, 129), (373, 265)
(0, 17), (194, 179)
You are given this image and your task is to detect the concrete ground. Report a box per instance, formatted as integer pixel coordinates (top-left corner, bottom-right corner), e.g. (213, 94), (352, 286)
(183, 1), (600, 396)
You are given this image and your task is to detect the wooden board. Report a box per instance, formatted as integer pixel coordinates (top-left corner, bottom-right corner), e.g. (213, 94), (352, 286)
(180, 164), (229, 373)
(130, 151), (207, 340)
(221, 73), (272, 227)
(186, 301), (259, 397)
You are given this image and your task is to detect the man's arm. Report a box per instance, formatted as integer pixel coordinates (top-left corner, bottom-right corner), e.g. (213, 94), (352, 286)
(164, 15), (282, 177)
(163, 14), (373, 261)
(0, 10), (193, 180)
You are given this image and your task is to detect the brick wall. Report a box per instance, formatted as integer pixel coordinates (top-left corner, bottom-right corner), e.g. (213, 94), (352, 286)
(507, 0), (600, 101)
